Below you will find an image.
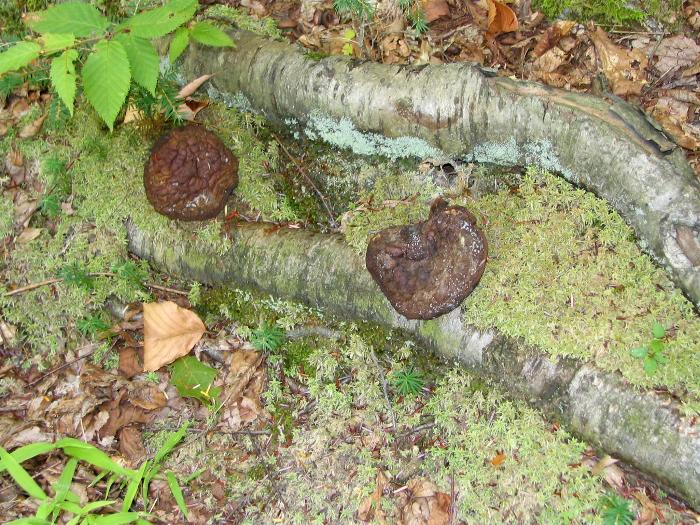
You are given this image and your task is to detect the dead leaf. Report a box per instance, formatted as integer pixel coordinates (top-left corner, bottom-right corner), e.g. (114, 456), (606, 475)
(490, 451), (507, 466)
(143, 301), (206, 372)
(5, 149), (26, 184)
(422, 0), (449, 23)
(487, 0), (518, 34)
(127, 382), (167, 410)
(118, 346), (143, 378)
(357, 471), (388, 522)
(119, 426), (147, 465)
(533, 47), (568, 73)
(533, 20), (575, 57)
(18, 113), (47, 138)
(654, 35), (700, 74)
(589, 455), (625, 489)
(633, 491), (663, 524)
(177, 99), (209, 122)
(177, 74), (214, 99)
(398, 479), (451, 525)
(122, 105), (143, 124)
(16, 227), (42, 244)
(589, 26), (648, 96)
(649, 96), (700, 150)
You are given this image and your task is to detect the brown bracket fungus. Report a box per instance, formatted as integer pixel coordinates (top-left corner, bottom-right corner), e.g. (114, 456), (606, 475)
(144, 125), (239, 221)
(366, 198), (488, 320)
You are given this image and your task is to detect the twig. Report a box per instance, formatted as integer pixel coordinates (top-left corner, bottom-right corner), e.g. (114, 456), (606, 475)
(449, 472), (456, 525)
(369, 348), (396, 432)
(271, 132), (338, 228)
(25, 342), (100, 387)
(3, 273), (188, 297)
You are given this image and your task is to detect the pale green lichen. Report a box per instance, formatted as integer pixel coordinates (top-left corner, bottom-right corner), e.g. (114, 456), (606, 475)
(0, 194), (13, 239)
(305, 112), (447, 161)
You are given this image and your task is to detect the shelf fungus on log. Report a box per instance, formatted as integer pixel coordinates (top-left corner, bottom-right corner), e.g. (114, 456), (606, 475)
(366, 198), (488, 320)
(144, 125), (239, 221)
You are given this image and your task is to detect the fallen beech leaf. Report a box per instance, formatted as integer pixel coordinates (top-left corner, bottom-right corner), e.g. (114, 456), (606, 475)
(589, 26), (647, 96)
(533, 20), (575, 57)
(654, 35), (700, 74)
(177, 74), (214, 99)
(649, 96), (700, 151)
(488, 0), (518, 34)
(119, 426), (147, 464)
(177, 99), (209, 121)
(143, 301), (206, 371)
(422, 0), (449, 23)
(490, 451), (507, 466)
(19, 113), (47, 138)
(590, 455), (625, 489)
(16, 226), (42, 244)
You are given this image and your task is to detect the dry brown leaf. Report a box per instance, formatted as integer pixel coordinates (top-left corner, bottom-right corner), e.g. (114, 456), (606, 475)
(490, 451), (507, 466)
(398, 479), (451, 525)
(589, 455), (625, 489)
(177, 99), (209, 122)
(119, 426), (147, 465)
(654, 35), (700, 74)
(16, 227), (42, 244)
(118, 346), (143, 378)
(533, 46), (568, 73)
(5, 148), (26, 184)
(18, 113), (47, 138)
(422, 0), (449, 23)
(177, 74), (214, 99)
(122, 105), (143, 124)
(589, 26), (647, 96)
(533, 20), (575, 57)
(633, 491), (663, 524)
(357, 471), (388, 522)
(649, 96), (700, 151)
(143, 301), (206, 372)
(487, 0), (518, 34)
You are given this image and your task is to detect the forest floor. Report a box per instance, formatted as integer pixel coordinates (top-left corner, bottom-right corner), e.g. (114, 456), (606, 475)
(2, 1), (700, 524)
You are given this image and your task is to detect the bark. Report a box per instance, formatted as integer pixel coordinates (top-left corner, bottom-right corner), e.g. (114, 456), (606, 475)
(127, 220), (700, 509)
(177, 29), (700, 306)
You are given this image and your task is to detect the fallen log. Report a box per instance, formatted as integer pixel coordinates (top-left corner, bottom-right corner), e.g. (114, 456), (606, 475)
(127, 220), (700, 509)
(177, 28), (700, 306)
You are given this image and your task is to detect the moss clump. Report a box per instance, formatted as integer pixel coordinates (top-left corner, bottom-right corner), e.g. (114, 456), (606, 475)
(203, 5), (284, 39)
(459, 167), (700, 402)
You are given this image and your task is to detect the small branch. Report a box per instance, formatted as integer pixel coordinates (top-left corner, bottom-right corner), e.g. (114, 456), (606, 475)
(271, 132), (338, 228)
(25, 342), (100, 388)
(3, 273), (188, 297)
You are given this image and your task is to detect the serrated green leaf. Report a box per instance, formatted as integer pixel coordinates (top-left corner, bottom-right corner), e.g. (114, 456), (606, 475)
(166, 471), (189, 519)
(630, 347), (647, 358)
(0, 42), (40, 76)
(115, 35), (158, 95)
(38, 33), (75, 55)
(189, 22), (234, 47)
(124, 0), (197, 39)
(649, 339), (664, 354)
(50, 50), (78, 116)
(169, 356), (221, 404)
(26, 3), (109, 37)
(169, 27), (190, 63)
(82, 40), (130, 131)
(0, 446), (48, 500)
(651, 322), (665, 339)
(643, 357), (658, 374)
(154, 421), (190, 464)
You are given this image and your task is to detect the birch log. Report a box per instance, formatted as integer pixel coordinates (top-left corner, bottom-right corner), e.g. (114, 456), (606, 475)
(178, 29), (700, 306)
(127, 221), (700, 509)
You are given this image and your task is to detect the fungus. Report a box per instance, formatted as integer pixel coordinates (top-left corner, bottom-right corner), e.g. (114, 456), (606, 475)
(144, 125), (239, 221)
(365, 198), (488, 320)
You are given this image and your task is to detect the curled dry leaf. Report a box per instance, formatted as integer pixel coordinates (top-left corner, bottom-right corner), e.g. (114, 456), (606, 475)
(487, 0), (518, 34)
(177, 74), (214, 99)
(357, 471), (389, 523)
(589, 26), (648, 96)
(143, 301), (206, 371)
(422, 0), (449, 23)
(18, 113), (47, 139)
(653, 35), (700, 75)
(589, 454), (625, 490)
(649, 96), (700, 151)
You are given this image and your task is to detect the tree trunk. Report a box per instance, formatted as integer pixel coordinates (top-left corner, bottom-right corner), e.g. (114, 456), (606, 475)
(177, 28), (700, 307)
(127, 220), (700, 509)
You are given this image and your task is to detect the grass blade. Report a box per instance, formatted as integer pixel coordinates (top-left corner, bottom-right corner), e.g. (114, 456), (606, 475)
(0, 446), (48, 500)
(0, 442), (57, 472)
(165, 471), (188, 519)
(121, 461), (146, 512)
(154, 421), (190, 464)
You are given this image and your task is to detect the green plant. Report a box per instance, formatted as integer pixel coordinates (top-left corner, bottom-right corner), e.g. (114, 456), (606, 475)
(250, 322), (285, 352)
(76, 314), (110, 338)
(398, 0), (429, 34)
(1, 424), (191, 524)
(600, 494), (635, 525)
(390, 367), (424, 397)
(333, 0), (374, 20)
(169, 355), (222, 411)
(630, 322), (668, 375)
(0, 0), (235, 130)
(58, 262), (94, 290)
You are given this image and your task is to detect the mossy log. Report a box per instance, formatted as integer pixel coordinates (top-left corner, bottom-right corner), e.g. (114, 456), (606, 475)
(177, 29), (700, 307)
(127, 220), (700, 509)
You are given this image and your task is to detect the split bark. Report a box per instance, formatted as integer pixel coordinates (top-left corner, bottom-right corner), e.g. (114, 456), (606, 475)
(178, 28), (700, 306)
(127, 221), (700, 509)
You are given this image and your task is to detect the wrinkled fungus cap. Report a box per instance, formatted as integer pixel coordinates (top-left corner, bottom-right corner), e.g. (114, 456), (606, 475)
(144, 125), (239, 221)
(365, 198), (488, 320)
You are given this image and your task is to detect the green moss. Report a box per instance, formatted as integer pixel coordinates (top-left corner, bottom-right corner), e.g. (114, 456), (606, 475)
(203, 5), (284, 39)
(0, 194), (13, 240)
(459, 167), (700, 400)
